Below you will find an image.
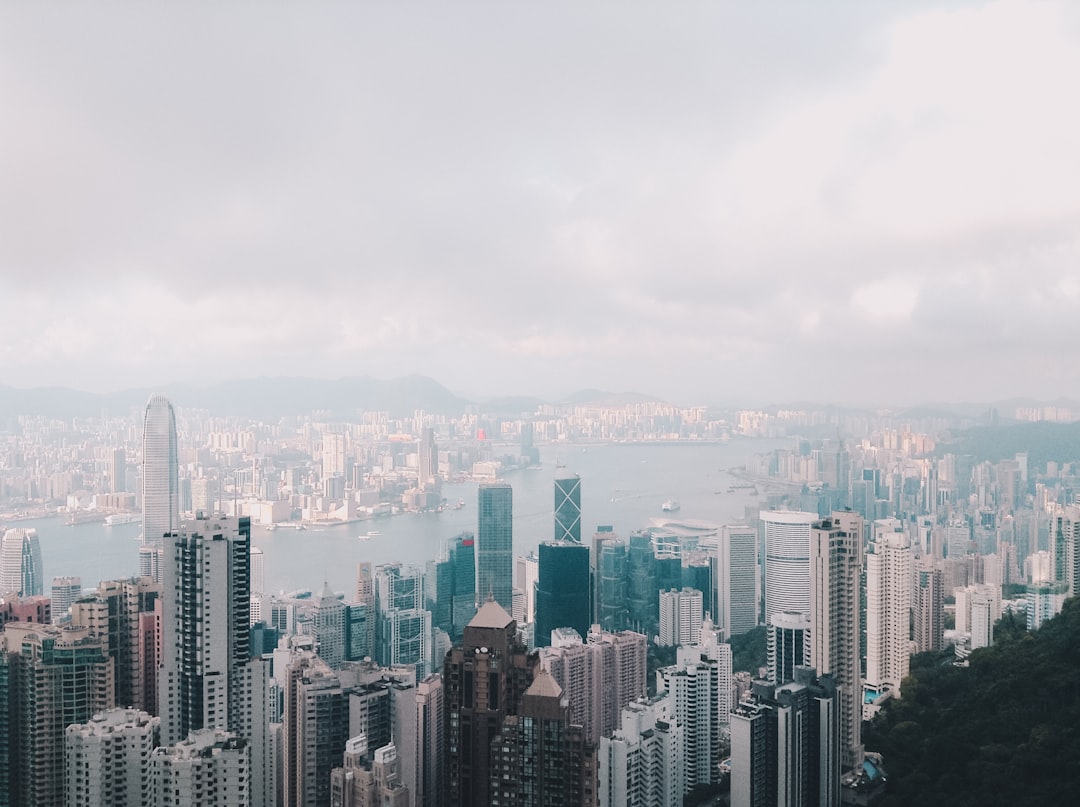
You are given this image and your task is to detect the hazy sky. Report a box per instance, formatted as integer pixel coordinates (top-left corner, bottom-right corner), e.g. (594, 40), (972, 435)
(2, 1), (1079, 405)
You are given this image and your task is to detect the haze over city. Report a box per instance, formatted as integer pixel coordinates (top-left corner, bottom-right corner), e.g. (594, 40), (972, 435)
(3, 1), (1080, 404)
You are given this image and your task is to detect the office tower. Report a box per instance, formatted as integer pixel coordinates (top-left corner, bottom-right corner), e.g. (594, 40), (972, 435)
(158, 515), (252, 745)
(1, 527), (43, 596)
(656, 652), (722, 791)
(488, 669), (597, 807)
(141, 395), (179, 553)
(444, 600), (537, 807)
(354, 562), (377, 659)
(541, 627), (648, 745)
(375, 564), (432, 678)
(598, 696), (684, 807)
(554, 468), (582, 543)
(250, 546), (265, 595)
(597, 537), (628, 631)
(514, 551), (539, 626)
(111, 447), (127, 493)
(282, 650), (349, 807)
(2, 623), (114, 807)
(146, 729), (249, 807)
(913, 558), (944, 653)
(713, 525), (759, 639)
(322, 431), (347, 479)
(762, 511), (817, 628)
(476, 482), (513, 612)
(809, 513), (864, 772)
(418, 426), (438, 490)
(50, 575), (81, 623)
(945, 518), (971, 559)
(768, 610), (810, 685)
(658, 587), (703, 647)
(626, 531), (659, 636)
(428, 532), (476, 641)
(730, 668), (840, 807)
(330, 737), (411, 807)
(312, 583), (346, 668)
(65, 708), (160, 807)
(535, 541), (591, 646)
(865, 522), (913, 700)
(70, 577), (162, 714)
(344, 602), (373, 663)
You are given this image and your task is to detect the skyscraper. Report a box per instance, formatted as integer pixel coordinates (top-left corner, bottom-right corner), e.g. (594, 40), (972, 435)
(0, 527), (43, 597)
(712, 524), (758, 639)
(374, 564), (432, 678)
(50, 575), (81, 623)
(282, 650), (349, 807)
(2, 623), (114, 807)
(141, 395), (179, 551)
(476, 482), (513, 612)
(488, 669), (597, 807)
(535, 541), (591, 646)
(865, 520), (913, 700)
(444, 600), (537, 807)
(111, 447), (127, 494)
(554, 469), (582, 543)
(809, 512), (864, 772)
(158, 515), (253, 746)
(762, 511), (818, 627)
(913, 557), (944, 653)
(312, 582), (346, 669)
(658, 587), (704, 647)
(730, 667), (841, 807)
(418, 426), (438, 490)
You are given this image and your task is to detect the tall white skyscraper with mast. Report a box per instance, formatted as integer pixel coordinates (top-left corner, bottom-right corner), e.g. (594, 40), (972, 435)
(141, 394), (179, 552)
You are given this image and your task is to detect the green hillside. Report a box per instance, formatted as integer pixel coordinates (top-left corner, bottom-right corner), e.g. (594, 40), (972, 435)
(864, 601), (1080, 806)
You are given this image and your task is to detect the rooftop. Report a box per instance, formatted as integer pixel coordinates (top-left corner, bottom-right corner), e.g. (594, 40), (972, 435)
(468, 599), (514, 630)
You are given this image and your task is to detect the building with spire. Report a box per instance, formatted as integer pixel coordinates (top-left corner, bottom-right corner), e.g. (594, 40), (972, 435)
(443, 599), (537, 807)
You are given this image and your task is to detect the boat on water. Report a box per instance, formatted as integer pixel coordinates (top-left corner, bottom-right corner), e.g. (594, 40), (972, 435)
(367, 530), (381, 537)
(104, 513), (140, 526)
(661, 499), (681, 512)
(452, 499), (465, 510)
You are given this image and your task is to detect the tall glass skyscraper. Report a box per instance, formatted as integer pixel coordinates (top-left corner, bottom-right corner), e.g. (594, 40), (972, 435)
(141, 394), (179, 547)
(535, 541), (590, 646)
(476, 482), (513, 613)
(0, 527), (43, 596)
(554, 469), (581, 543)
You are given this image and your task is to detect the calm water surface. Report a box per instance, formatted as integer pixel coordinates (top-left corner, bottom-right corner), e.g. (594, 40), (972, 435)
(9, 439), (789, 597)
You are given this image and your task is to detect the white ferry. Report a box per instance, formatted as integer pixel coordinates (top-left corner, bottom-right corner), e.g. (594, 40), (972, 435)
(105, 513), (140, 526)
(661, 499), (681, 512)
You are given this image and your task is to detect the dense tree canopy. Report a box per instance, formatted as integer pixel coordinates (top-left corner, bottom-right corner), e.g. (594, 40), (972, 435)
(864, 597), (1080, 806)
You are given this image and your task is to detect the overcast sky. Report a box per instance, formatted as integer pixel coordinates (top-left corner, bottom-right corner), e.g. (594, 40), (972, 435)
(2, 1), (1078, 406)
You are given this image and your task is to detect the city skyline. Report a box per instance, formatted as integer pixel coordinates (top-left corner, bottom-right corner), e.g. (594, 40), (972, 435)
(2, 2), (1080, 404)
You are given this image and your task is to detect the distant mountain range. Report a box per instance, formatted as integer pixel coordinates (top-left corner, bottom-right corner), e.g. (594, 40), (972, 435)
(0, 376), (1076, 421)
(0, 376), (662, 420)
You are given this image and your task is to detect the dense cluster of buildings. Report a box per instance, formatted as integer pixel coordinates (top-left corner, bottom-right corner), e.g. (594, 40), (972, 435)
(2, 394), (1079, 806)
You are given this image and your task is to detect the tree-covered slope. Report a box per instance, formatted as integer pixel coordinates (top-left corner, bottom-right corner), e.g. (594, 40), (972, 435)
(864, 600), (1080, 806)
